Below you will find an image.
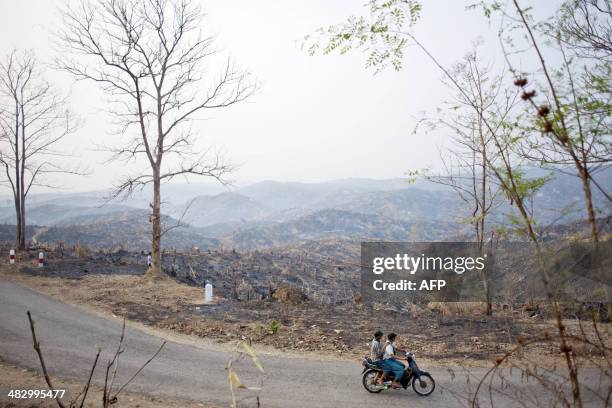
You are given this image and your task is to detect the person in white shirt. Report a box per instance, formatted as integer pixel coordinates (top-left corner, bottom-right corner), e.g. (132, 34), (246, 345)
(382, 333), (406, 389)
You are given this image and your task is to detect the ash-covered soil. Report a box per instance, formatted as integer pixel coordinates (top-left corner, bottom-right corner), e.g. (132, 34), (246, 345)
(19, 254), (144, 278)
(15, 244), (361, 305)
(2, 246), (594, 364)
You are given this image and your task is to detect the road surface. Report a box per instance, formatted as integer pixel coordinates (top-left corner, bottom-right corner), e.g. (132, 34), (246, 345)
(0, 280), (607, 407)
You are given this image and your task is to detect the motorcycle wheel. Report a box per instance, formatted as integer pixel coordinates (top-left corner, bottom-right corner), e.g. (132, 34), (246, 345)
(412, 373), (435, 396)
(362, 369), (383, 393)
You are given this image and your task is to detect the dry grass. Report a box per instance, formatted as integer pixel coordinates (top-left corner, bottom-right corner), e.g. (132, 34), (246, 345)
(273, 286), (307, 304)
(426, 301), (489, 316)
(74, 244), (89, 258)
(0, 265), (205, 320)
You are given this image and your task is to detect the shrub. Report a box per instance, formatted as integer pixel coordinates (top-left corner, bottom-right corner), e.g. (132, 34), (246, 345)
(269, 320), (280, 334)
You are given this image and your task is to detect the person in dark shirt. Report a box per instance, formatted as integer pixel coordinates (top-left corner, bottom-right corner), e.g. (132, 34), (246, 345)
(368, 330), (386, 385)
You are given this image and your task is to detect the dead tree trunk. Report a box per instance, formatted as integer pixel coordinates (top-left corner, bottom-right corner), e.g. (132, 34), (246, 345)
(578, 165), (598, 243)
(149, 169), (163, 279)
(19, 106), (26, 249)
(13, 97), (23, 249)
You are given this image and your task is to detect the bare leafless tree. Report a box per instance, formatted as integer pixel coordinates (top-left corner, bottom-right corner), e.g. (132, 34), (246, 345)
(56, 0), (256, 278)
(0, 50), (80, 250)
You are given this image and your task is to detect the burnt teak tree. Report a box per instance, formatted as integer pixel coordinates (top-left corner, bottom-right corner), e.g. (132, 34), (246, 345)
(57, 0), (255, 278)
(0, 50), (79, 250)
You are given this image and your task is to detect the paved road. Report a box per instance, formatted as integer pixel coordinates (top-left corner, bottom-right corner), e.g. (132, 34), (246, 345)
(0, 280), (608, 407)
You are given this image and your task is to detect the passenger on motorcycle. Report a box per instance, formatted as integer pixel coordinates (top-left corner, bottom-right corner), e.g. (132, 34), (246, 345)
(381, 333), (406, 389)
(369, 330), (384, 361)
(368, 330), (385, 384)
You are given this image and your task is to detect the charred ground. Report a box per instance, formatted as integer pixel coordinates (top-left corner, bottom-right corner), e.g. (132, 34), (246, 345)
(2, 244), (608, 366)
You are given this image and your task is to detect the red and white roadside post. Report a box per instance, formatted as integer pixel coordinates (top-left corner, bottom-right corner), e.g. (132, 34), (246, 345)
(38, 252), (44, 268)
(9, 249), (15, 264)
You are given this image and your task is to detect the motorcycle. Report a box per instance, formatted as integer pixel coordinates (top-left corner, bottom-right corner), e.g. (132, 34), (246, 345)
(361, 352), (435, 396)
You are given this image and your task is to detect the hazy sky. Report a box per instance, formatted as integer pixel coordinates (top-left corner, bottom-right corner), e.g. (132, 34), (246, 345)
(0, 0), (562, 193)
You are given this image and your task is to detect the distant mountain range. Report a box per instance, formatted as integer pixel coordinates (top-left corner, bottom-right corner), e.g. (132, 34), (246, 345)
(0, 169), (609, 250)
(183, 192), (268, 227)
(30, 209), (219, 251)
(0, 203), (136, 226)
(219, 209), (468, 250)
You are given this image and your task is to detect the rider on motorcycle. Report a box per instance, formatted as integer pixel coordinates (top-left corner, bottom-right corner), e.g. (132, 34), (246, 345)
(382, 333), (407, 389)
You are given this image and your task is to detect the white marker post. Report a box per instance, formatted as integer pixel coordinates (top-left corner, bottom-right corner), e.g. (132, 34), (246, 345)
(38, 252), (44, 268)
(9, 249), (15, 264)
(205, 283), (213, 304)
